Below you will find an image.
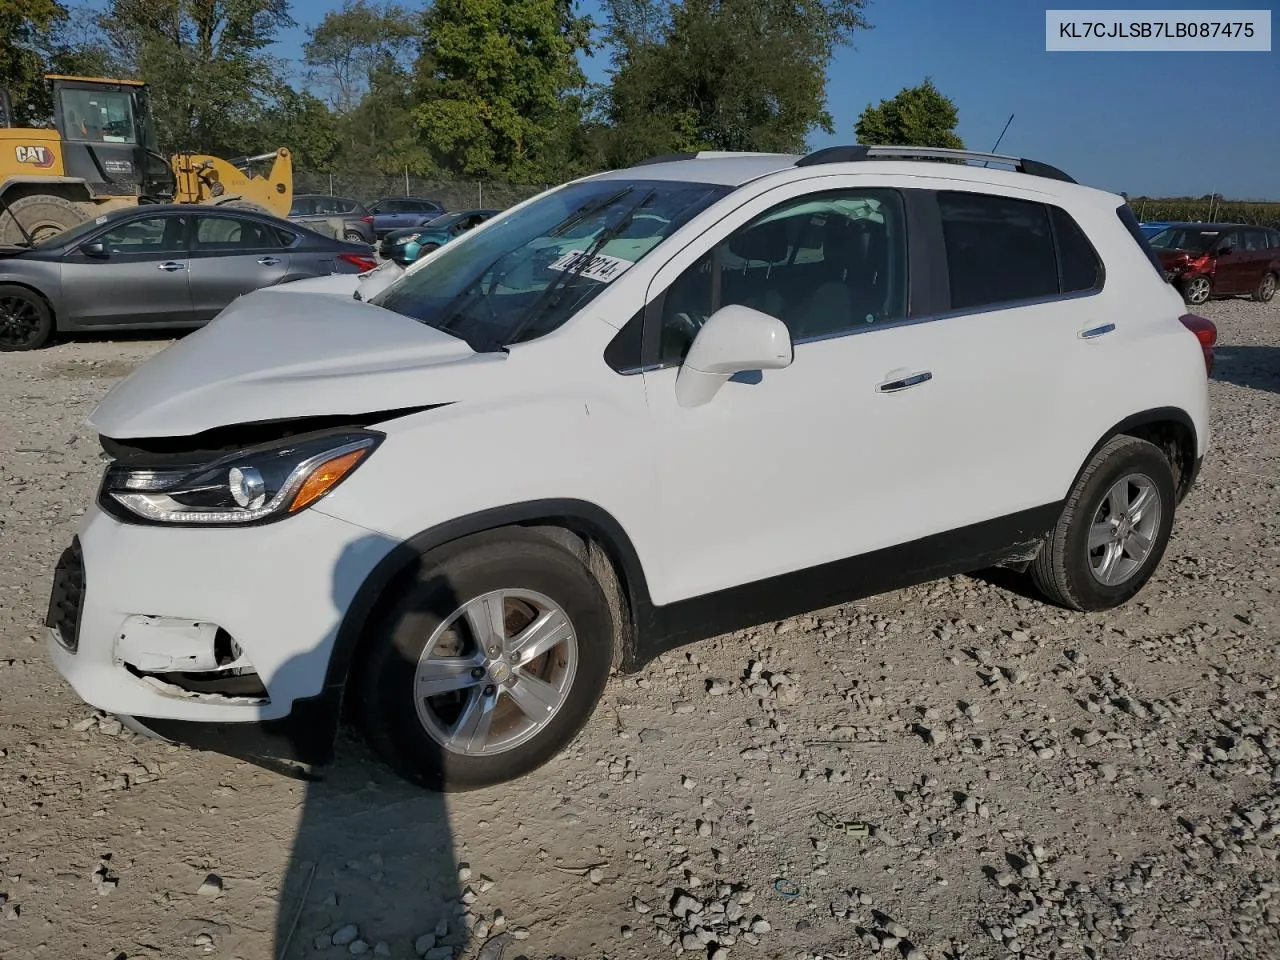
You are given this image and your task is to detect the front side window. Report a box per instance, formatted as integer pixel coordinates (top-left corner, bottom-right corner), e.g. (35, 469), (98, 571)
(658, 189), (909, 365)
(371, 179), (731, 351)
(99, 216), (186, 254)
(59, 88), (136, 143)
(1149, 226), (1220, 253)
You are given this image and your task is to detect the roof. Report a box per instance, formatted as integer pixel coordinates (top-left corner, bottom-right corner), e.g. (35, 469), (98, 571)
(45, 74), (146, 87)
(587, 147), (1101, 198)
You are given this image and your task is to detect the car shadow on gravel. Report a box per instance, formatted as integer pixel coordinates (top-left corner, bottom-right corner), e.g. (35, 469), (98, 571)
(268, 539), (469, 960)
(1212, 344), (1280, 394)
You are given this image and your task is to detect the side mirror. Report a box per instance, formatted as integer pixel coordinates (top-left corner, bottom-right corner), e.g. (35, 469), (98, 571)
(80, 240), (107, 258)
(675, 304), (793, 408)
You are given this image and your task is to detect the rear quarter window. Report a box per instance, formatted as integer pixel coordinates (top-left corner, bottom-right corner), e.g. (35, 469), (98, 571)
(1115, 203), (1165, 276)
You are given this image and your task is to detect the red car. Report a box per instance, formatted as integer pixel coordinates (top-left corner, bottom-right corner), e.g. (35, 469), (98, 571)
(1150, 222), (1279, 306)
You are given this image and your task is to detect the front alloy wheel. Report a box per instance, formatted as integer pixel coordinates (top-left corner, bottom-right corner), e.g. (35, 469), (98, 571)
(1182, 275), (1212, 305)
(359, 529), (614, 791)
(413, 589), (578, 756)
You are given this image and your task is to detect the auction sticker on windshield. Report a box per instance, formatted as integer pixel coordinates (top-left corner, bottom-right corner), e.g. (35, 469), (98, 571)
(547, 249), (633, 283)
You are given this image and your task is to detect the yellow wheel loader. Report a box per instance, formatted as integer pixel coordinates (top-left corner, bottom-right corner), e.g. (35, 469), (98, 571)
(0, 75), (292, 245)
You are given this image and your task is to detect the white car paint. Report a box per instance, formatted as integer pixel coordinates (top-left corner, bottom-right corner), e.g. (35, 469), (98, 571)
(48, 151), (1210, 735)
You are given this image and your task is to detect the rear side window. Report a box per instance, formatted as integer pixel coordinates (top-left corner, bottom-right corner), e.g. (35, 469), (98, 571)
(1268, 229), (1280, 249)
(1115, 203), (1164, 276)
(939, 192), (1058, 309)
(1243, 229), (1267, 252)
(1049, 206), (1103, 293)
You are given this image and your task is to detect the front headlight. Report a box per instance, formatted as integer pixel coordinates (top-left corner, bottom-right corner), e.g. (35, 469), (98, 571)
(395, 233), (420, 246)
(100, 431), (381, 525)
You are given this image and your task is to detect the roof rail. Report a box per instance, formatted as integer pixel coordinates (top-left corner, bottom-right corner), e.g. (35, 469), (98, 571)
(633, 152), (698, 166)
(794, 145), (1076, 184)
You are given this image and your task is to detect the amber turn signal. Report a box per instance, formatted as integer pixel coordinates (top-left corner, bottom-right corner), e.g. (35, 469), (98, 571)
(288, 449), (369, 512)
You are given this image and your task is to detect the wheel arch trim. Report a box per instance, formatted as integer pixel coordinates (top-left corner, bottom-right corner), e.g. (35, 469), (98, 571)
(323, 498), (655, 694)
(1072, 406), (1200, 500)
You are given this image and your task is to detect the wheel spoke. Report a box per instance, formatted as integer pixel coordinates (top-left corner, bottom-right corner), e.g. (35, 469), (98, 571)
(462, 592), (506, 653)
(1097, 542), (1123, 584)
(416, 656), (483, 698)
(449, 688), (497, 752)
(1127, 483), (1155, 522)
(1106, 482), (1128, 520)
(1125, 528), (1154, 562)
(508, 607), (571, 664)
(1089, 522), (1114, 550)
(506, 670), (562, 720)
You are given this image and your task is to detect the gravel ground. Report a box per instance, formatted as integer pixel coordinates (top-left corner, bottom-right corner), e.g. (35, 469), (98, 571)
(0, 299), (1277, 960)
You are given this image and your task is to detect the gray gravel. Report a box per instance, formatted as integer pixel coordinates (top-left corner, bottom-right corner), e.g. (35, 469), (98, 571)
(0, 297), (1276, 960)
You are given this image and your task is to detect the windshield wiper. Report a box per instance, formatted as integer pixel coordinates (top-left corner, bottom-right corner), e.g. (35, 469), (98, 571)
(547, 186), (634, 239)
(502, 188), (656, 348)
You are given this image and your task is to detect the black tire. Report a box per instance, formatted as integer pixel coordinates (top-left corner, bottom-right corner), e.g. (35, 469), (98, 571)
(211, 198), (272, 216)
(1030, 436), (1176, 611)
(0, 284), (54, 351)
(1252, 271), (1277, 303)
(358, 529), (614, 791)
(0, 194), (89, 246)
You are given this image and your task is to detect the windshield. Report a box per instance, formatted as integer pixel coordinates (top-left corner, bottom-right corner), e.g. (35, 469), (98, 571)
(423, 213), (465, 229)
(59, 88), (137, 143)
(29, 211), (120, 250)
(371, 178), (731, 350)
(1149, 227), (1219, 253)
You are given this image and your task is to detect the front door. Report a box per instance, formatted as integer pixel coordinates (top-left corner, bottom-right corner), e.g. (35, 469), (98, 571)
(186, 214), (292, 321)
(1212, 230), (1250, 292)
(59, 213), (194, 326)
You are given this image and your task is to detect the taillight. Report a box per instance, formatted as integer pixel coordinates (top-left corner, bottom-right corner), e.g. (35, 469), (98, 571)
(339, 252), (378, 272)
(362, 215), (374, 223)
(1179, 313), (1216, 376)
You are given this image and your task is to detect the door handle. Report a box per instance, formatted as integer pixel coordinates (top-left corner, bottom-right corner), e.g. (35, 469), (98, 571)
(257, 256), (281, 266)
(157, 261), (186, 272)
(1079, 323), (1115, 339)
(877, 370), (933, 393)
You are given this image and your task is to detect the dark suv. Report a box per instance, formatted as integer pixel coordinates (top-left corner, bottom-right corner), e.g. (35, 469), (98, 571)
(1150, 222), (1280, 305)
(288, 195), (376, 245)
(368, 197), (447, 238)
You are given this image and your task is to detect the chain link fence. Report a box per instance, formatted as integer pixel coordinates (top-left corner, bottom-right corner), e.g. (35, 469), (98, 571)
(293, 171), (549, 211)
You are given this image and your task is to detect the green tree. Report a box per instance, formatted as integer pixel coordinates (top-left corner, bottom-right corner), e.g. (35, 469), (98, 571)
(854, 78), (964, 149)
(599, 0), (870, 166)
(303, 0), (417, 114)
(255, 85), (340, 171)
(414, 0), (593, 182)
(97, 0), (294, 154)
(0, 0), (68, 124)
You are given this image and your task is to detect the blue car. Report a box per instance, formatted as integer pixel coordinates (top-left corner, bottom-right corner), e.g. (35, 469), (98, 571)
(367, 196), (447, 239)
(1140, 221), (1171, 239)
(379, 209), (500, 264)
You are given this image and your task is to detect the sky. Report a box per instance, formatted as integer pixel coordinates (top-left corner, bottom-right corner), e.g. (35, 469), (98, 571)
(271, 0), (1280, 199)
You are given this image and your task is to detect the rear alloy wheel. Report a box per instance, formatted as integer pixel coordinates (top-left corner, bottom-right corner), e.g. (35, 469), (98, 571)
(0, 284), (54, 351)
(1253, 272), (1277, 303)
(344, 230), (364, 243)
(359, 529), (614, 791)
(1181, 275), (1212, 306)
(1030, 435), (1176, 611)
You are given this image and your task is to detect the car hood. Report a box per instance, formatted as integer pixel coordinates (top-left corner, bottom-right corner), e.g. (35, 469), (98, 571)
(91, 291), (501, 439)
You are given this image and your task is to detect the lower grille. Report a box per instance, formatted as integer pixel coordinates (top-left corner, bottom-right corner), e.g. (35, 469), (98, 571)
(46, 538), (86, 653)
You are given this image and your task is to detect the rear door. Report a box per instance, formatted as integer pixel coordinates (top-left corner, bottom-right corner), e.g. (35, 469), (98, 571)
(186, 214), (293, 321)
(59, 213), (194, 326)
(1241, 229), (1271, 289)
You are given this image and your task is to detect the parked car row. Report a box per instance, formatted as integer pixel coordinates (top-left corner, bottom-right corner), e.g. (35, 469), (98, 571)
(379, 209), (500, 263)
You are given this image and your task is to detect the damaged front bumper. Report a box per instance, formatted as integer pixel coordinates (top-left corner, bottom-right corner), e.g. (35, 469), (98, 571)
(45, 502), (398, 765)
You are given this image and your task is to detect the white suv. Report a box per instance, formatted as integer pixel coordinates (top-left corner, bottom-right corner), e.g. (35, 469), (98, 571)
(46, 146), (1214, 790)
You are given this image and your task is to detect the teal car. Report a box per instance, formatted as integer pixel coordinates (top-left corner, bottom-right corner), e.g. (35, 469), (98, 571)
(380, 209), (500, 265)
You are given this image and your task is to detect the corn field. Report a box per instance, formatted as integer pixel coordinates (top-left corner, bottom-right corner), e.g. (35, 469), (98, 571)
(1130, 197), (1280, 227)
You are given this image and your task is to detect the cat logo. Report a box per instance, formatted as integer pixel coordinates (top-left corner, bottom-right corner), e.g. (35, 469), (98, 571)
(15, 145), (55, 168)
